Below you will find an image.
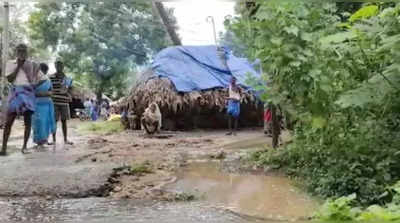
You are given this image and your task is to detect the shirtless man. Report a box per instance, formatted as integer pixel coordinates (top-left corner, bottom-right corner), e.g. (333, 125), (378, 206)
(226, 76), (241, 136)
(1, 44), (39, 155)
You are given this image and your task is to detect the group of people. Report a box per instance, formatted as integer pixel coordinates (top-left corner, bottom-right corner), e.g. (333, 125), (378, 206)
(0, 44), (265, 156)
(83, 98), (110, 121)
(1, 44), (73, 156)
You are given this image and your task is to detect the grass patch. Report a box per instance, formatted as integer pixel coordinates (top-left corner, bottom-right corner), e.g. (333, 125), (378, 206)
(78, 120), (124, 135)
(130, 163), (153, 175)
(113, 162), (153, 177)
(173, 192), (196, 202)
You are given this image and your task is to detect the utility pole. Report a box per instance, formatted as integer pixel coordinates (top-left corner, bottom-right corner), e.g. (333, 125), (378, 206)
(1, 2), (9, 123)
(206, 16), (217, 45)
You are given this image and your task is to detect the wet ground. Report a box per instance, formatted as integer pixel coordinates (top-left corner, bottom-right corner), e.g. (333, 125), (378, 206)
(0, 122), (116, 197)
(166, 161), (316, 221)
(0, 120), (317, 222)
(0, 197), (297, 223)
(2, 197), (302, 223)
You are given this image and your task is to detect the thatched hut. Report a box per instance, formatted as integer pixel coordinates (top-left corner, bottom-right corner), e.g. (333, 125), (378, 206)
(69, 82), (96, 117)
(70, 82), (96, 101)
(125, 45), (263, 130)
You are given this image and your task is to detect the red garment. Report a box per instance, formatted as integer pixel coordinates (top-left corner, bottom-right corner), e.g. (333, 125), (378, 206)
(264, 109), (272, 122)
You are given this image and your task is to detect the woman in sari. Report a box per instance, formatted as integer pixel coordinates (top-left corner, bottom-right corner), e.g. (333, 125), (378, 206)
(32, 63), (56, 147)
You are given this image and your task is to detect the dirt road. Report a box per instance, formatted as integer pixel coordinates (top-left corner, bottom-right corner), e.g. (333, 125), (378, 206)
(0, 120), (118, 197)
(0, 119), (272, 199)
(0, 119), (316, 223)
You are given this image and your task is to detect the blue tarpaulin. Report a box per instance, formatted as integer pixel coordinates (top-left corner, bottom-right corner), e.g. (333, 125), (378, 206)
(151, 45), (260, 93)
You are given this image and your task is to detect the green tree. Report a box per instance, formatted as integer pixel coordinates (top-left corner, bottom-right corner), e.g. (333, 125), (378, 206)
(218, 30), (247, 57)
(230, 1), (400, 205)
(0, 4), (37, 61)
(28, 1), (176, 100)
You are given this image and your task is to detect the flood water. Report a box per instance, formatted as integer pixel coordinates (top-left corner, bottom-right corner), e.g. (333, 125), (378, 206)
(166, 161), (318, 222)
(0, 161), (318, 223)
(0, 198), (274, 223)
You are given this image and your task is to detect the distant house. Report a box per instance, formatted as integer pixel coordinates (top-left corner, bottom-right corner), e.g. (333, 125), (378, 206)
(69, 82), (112, 117)
(124, 45), (263, 130)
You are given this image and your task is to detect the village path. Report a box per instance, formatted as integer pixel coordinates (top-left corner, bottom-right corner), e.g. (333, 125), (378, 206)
(0, 120), (117, 197)
(0, 119), (270, 197)
(0, 119), (288, 223)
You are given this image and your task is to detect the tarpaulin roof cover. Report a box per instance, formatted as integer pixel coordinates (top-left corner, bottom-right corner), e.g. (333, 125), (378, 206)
(151, 45), (260, 93)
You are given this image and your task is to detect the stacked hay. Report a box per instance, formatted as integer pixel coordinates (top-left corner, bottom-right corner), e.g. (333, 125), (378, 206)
(70, 82), (95, 101)
(125, 70), (263, 130)
(113, 96), (128, 113)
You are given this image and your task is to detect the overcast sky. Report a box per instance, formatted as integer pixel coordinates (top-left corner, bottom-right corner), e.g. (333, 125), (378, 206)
(7, 1), (235, 46)
(164, 1), (236, 45)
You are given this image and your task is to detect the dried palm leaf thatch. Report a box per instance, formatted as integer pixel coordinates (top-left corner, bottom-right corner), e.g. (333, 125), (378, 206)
(70, 85), (95, 101)
(125, 70), (263, 130)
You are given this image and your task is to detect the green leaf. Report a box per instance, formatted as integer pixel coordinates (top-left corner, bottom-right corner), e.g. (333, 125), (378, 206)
(319, 31), (357, 45)
(270, 37), (283, 46)
(337, 22), (351, 29)
(309, 69), (321, 79)
(312, 116), (326, 129)
(283, 25), (299, 37)
(349, 5), (379, 23)
(301, 32), (313, 42)
(289, 61), (301, 67)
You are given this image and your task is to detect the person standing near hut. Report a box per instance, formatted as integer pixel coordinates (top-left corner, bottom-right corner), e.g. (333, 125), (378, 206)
(264, 105), (272, 137)
(32, 63), (56, 147)
(90, 99), (99, 121)
(226, 76), (241, 136)
(141, 103), (162, 134)
(50, 60), (73, 145)
(84, 98), (92, 120)
(1, 44), (40, 155)
(121, 106), (130, 129)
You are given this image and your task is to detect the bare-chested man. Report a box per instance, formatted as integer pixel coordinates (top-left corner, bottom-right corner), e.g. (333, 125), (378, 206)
(1, 44), (39, 155)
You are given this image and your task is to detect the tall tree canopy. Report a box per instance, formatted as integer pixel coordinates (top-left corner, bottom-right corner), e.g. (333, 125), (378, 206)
(1, 4), (37, 60)
(28, 1), (177, 99)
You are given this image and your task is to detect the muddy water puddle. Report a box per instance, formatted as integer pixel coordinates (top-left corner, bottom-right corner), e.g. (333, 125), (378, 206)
(165, 161), (318, 221)
(0, 198), (271, 223)
(0, 162), (317, 223)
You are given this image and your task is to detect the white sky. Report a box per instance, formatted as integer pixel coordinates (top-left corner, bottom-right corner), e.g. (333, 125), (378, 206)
(8, 1), (235, 46)
(164, 1), (235, 45)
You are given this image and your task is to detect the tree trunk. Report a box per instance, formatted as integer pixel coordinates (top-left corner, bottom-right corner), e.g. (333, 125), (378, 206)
(96, 90), (102, 102)
(271, 104), (280, 148)
(152, 2), (182, 46)
(95, 84), (103, 102)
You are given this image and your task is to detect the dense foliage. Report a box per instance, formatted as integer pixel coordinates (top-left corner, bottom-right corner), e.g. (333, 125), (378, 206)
(28, 2), (176, 99)
(229, 1), (400, 205)
(315, 181), (400, 221)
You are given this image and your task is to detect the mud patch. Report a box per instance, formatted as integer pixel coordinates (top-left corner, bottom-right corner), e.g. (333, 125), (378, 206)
(75, 149), (113, 163)
(164, 161), (318, 221)
(99, 162), (179, 200)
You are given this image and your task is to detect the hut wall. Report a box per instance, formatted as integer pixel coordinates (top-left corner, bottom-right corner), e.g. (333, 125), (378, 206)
(125, 74), (263, 130)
